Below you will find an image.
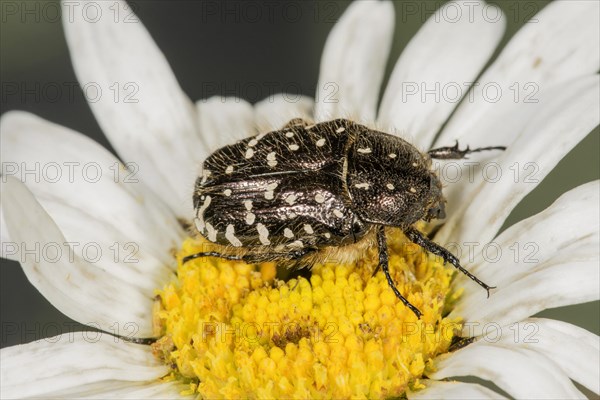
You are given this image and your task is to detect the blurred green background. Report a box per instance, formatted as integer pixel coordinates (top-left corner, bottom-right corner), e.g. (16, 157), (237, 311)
(1, 0), (598, 394)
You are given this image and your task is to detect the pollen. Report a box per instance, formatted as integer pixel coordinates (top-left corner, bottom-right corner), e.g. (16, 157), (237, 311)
(154, 228), (462, 399)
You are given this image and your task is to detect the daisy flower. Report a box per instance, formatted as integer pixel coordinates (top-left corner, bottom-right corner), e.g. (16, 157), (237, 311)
(1, 0), (599, 398)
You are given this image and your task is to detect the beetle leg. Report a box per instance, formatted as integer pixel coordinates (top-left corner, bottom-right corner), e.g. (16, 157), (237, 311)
(428, 141), (506, 159)
(182, 248), (314, 264)
(371, 265), (381, 278)
(182, 251), (243, 264)
(404, 226), (496, 297)
(242, 247), (317, 264)
(183, 248), (318, 265)
(377, 226), (423, 319)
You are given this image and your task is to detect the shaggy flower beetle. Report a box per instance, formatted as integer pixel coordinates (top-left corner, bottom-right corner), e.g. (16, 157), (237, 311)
(186, 118), (505, 318)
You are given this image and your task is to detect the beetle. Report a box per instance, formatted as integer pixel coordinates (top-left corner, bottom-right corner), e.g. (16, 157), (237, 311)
(184, 118), (505, 318)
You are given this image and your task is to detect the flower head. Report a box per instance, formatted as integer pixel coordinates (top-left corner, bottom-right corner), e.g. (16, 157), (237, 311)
(155, 231), (461, 398)
(1, 0), (599, 399)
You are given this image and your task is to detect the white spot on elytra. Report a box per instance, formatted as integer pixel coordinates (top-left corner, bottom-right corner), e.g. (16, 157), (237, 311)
(285, 131), (294, 138)
(288, 240), (304, 249)
(225, 165), (234, 174)
(245, 148), (255, 159)
(195, 195), (212, 233)
(200, 169), (211, 184)
(223, 189), (232, 196)
(336, 127), (345, 133)
(245, 212), (256, 225)
(244, 200), (253, 211)
(248, 139), (258, 147)
(333, 209), (344, 218)
(412, 162), (418, 167)
(206, 222), (217, 242)
(193, 217), (203, 234)
(225, 224), (242, 247)
(410, 187), (417, 193)
(303, 224), (314, 234)
(288, 212), (297, 218)
(267, 151), (277, 167)
(357, 148), (372, 154)
(386, 183), (395, 190)
(315, 193), (325, 203)
(285, 194), (297, 205)
(355, 183), (370, 189)
(316, 138), (326, 147)
(284, 228), (294, 238)
(289, 144), (299, 151)
(256, 223), (270, 245)
(324, 232), (331, 239)
(264, 182), (278, 200)
(389, 153), (397, 159)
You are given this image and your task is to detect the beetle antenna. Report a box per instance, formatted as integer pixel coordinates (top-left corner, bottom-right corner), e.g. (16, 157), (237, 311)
(428, 141), (506, 160)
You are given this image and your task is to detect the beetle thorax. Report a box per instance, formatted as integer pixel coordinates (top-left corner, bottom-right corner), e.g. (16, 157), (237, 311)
(346, 128), (445, 228)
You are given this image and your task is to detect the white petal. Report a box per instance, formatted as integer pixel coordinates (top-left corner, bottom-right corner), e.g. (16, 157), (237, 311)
(79, 381), (189, 399)
(314, 0), (394, 123)
(454, 181), (599, 291)
(254, 93), (314, 133)
(408, 380), (507, 400)
(196, 96), (256, 153)
(430, 341), (586, 399)
(1, 177), (155, 337)
(435, 75), (600, 248)
(1, 111), (184, 295)
(451, 260), (598, 336)
(43, 381), (190, 399)
(62, 0), (202, 217)
(0, 333), (167, 399)
(0, 204), (16, 261)
(378, 0), (505, 148)
(493, 318), (600, 395)
(433, 0), (600, 234)
(436, 0), (600, 148)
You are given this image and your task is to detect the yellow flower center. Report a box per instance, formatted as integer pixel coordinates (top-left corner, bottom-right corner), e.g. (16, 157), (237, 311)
(153, 228), (462, 399)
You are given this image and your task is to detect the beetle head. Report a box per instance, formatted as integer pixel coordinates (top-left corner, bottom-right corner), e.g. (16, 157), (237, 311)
(424, 174), (446, 222)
